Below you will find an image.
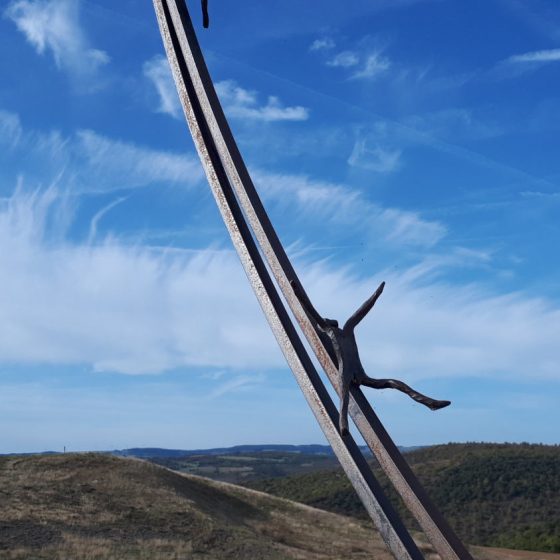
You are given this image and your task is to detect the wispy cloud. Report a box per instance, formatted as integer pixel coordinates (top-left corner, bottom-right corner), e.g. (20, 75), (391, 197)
(520, 190), (560, 201)
(143, 59), (309, 123)
(401, 108), (504, 141)
(0, 186), (279, 375)
(253, 169), (445, 248)
(208, 373), (266, 399)
(313, 38), (392, 80)
(143, 55), (181, 119)
(300, 260), (560, 382)
(0, 111), (203, 193)
(1, 185), (559, 382)
(87, 196), (127, 244)
(5, 0), (109, 90)
(494, 47), (560, 79)
(75, 129), (202, 192)
(216, 80), (309, 122)
(352, 52), (391, 80)
(0, 111), (23, 149)
(348, 139), (402, 173)
(506, 48), (560, 64)
(309, 37), (335, 52)
(327, 51), (359, 68)
(347, 117), (550, 193)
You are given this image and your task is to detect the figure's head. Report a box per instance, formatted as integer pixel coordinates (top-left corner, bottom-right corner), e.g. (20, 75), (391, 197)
(324, 318), (339, 328)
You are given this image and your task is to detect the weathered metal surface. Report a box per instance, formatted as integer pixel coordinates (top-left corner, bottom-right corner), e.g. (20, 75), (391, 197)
(153, 1), (474, 559)
(153, 1), (424, 558)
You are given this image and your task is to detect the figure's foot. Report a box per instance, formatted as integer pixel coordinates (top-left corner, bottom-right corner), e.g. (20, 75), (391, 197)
(429, 399), (451, 411)
(340, 422), (349, 437)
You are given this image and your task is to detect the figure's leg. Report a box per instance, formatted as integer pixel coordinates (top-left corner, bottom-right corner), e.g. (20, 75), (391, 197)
(339, 381), (350, 436)
(360, 375), (450, 410)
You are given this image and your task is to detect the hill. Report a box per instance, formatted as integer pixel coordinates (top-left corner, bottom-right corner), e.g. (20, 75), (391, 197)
(2, 454), (558, 559)
(0, 444), (419, 486)
(247, 443), (560, 553)
(0, 453), (412, 559)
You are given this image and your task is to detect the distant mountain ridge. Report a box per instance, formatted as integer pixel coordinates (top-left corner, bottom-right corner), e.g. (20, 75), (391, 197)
(111, 443), (424, 458)
(1, 443), (423, 457)
(112, 444), (339, 458)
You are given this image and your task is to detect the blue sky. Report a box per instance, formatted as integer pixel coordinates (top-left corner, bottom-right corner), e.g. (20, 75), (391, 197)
(0, 0), (559, 453)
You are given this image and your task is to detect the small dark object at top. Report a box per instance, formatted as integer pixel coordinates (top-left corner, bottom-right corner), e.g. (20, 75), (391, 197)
(291, 280), (450, 436)
(201, 0), (209, 28)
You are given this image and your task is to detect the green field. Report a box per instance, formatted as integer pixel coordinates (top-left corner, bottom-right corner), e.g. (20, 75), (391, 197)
(147, 449), (340, 483)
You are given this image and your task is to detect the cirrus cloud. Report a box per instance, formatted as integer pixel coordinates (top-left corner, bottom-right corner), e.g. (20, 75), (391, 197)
(144, 55), (309, 123)
(143, 55), (181, 119)
(215, 80), (309, 122)
(5, 0), (110, 90)
(0, 110), (203, 193)
(352, 52), (391, 80)
(507, 48), (560, 64)
(0, 184), (559, 383)
(309, 37), (335, 52)
(327, 51), (360, 68)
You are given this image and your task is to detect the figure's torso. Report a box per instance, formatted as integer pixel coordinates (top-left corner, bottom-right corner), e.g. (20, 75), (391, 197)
(325, 325), (365, 385)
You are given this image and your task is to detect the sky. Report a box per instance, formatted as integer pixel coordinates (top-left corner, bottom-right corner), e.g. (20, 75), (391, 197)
(0, 0), (559, 453)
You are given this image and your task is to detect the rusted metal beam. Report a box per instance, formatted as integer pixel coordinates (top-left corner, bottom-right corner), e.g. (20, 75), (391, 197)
(153, 1), (424, 558)
(153, 1), (474, 558)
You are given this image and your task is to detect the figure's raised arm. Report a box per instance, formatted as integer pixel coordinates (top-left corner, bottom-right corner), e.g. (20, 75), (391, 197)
(290, 280), (327, 329)
(344, 281), (385, 331)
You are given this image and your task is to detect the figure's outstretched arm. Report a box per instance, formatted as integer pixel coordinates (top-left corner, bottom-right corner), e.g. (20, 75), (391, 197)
(344, 281), (385, 332)
(290, 280), (327, 329)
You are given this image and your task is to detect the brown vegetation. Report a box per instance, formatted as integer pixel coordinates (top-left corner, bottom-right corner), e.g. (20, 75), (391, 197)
(0, 453), (399, 559)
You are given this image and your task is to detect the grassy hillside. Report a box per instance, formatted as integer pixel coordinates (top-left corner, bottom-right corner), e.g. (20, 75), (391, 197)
(247, 443), (560, 553)
(0, 453), (405, 559)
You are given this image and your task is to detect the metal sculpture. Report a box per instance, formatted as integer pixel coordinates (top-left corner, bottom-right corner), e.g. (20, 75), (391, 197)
(201, 0), (209, 28)
(152, 1), (473, 558)
(291, 280), (451, 436)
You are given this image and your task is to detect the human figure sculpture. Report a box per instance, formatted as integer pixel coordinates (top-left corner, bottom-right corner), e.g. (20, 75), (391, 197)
(291, 280), (450, 436)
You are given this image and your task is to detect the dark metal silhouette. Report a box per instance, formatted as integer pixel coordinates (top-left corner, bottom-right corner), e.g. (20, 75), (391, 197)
(153, 1), (474, 557)
(201, 0), (209, 27)
(291, 280), (450, 435)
